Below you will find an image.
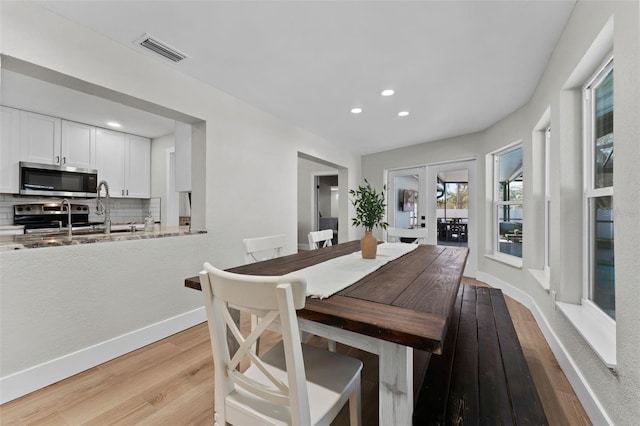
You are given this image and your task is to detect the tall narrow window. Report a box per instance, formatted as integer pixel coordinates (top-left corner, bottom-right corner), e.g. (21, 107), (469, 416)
(494, 145), (523, 259)
(544, 127), (551, 276)
(584, 58), (615, 320)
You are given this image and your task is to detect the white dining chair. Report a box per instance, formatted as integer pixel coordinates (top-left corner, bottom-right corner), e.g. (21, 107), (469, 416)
(306, 229), (338, 351)
(243, 234), (286, 354)
(243, 234), (285, 263)
(308, 229), (334, 250)
(386, 227), (428, 244)
(200, 263), (362, 426)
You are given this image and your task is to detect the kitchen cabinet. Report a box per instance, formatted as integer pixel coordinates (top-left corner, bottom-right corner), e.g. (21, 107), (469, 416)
(95, 128), (126, 196)
(95, 128), (150, 198)
(19, 111), (96, 169)
(125, 134), (151, 198)
(19, 110), (62, 166)
(61, 120), (96, 169)
(0, 106), (20, 193)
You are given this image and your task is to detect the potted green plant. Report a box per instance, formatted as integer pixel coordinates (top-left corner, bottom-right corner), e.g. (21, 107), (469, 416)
(349, 179), (388, 259)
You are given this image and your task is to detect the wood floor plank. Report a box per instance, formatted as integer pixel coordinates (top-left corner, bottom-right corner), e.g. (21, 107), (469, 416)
(67, 396), (156, 426)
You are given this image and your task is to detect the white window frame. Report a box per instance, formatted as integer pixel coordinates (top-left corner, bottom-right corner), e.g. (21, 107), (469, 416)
(544, 127), (551, 280)
(582, 56), (614, 321)
(491, 142), (524, 266)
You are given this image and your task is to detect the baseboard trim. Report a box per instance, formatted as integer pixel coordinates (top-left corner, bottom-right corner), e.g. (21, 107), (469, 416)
(476, 272), (612, 426)
(0, 307), (206, 404)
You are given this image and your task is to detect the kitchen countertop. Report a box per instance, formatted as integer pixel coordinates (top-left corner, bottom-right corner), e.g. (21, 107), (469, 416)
(0, 225), (206, 250)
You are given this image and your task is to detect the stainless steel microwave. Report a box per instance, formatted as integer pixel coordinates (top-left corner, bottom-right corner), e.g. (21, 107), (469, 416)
(19, 162), (98, 197)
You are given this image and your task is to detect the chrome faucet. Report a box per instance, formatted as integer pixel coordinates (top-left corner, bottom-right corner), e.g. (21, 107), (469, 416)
(96, 180), (111, 235)
(61, 199), (72, 239)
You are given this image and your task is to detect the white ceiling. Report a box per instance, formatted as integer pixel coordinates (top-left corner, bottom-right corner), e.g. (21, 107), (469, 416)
(27, 1), (575, 154)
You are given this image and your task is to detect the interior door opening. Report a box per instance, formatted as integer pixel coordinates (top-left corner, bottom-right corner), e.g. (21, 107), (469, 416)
(315, 174), (339, 245)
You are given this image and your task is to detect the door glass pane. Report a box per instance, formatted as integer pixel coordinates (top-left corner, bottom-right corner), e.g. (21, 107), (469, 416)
(497, 204), (523, 258)
(393, 174), (419, 229)
(436, 170), (469, 247)
(591, 196), (615, 319)
(594, 69), (614, 189)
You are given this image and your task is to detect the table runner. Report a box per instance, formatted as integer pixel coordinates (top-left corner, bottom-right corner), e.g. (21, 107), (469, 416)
(285, 242), (419, 299)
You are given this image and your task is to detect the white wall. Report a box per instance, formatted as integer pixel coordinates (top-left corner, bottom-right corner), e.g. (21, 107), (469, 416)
(0, 234), (210, 401)
(362, 2), (639, 424)
(0, 1), (361, 400)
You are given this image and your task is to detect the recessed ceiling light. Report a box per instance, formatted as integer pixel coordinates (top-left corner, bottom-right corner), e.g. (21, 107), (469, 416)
(107, 121), (122, 128)
(351, 107), (363, 114)
(398, 111), (409, 117)
(381, 89), (395, 96)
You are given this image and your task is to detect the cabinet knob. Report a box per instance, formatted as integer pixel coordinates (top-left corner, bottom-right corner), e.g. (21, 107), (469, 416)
(62, 157), (66, 165)
(56, 156), (60, 164)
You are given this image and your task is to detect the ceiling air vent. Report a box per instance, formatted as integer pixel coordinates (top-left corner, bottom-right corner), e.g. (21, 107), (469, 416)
(134, 34), (189, 63)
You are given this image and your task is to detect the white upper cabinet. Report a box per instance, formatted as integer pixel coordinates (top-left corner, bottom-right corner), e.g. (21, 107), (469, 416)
(125, 134), (150, 199)
(61, 120), (96, 169)
(95, 128), (150, 198)
(19, 111), (96, 169)
(95, 128), (126, 196)
(19, 110), (62, 165)
(0, 106), (21, 193)
(3, 107), (151, 198)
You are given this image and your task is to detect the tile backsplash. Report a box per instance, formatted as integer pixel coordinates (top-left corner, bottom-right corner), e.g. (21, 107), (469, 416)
(0, 194), (161, 226)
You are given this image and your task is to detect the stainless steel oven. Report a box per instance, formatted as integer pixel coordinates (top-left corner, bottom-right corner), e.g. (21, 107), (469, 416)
(13, 203), (102, 234)
(19, 162), (98, 198)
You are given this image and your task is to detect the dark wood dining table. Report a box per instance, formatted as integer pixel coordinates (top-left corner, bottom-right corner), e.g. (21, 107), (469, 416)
(185, 241), (468, 426)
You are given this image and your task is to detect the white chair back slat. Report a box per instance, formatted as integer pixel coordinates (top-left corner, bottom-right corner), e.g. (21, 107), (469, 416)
(243, 234), (285, 263)
(308, 229), (334, 250)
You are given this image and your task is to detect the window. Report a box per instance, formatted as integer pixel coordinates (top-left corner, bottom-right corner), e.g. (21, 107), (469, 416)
(584, 58), (615, 320)
(494, 145), (523, 259)
(544, 127), (551, 275)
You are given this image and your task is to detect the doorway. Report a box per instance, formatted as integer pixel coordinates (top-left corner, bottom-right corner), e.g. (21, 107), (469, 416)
(297, 153), (347, 250)
(314, 174), (339, 246)
(427, 160), (477, 277)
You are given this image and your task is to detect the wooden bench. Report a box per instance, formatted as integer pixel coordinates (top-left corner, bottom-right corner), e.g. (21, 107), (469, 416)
(413, 284), (548, 425)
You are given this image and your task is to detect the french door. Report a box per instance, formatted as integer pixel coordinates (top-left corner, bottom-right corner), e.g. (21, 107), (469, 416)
(387, 166), (427, 234)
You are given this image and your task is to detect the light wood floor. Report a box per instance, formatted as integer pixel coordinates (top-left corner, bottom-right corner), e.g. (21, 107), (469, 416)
(0, 278), (590, 425)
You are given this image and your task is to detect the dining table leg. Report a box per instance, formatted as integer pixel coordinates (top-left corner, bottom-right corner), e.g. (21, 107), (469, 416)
(378, 340), (414, 426)
(297, 318), (415, 424)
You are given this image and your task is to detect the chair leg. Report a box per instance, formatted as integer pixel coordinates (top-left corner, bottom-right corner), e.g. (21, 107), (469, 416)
(349, 376), (362, 426)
